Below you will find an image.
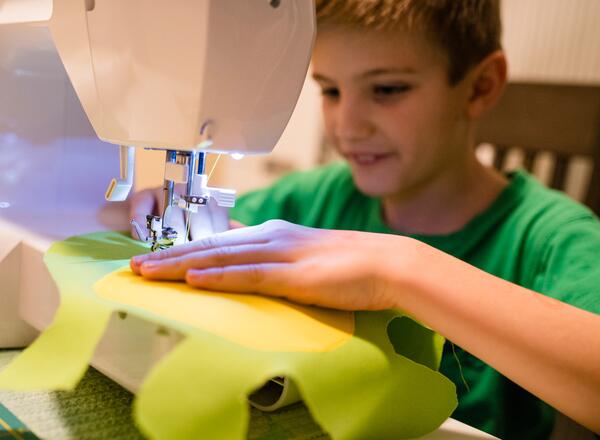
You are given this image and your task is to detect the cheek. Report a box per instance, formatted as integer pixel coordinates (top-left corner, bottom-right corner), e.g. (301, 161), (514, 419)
(421, 86), (467, 135)
(397, 96), (456, 151)
(376, 106), (422, 150)
(377, 106), (443, 168)
(321, 103), (337, 143)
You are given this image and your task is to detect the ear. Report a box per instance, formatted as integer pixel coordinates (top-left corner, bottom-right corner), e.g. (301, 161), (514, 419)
(466, 51), (508, 120)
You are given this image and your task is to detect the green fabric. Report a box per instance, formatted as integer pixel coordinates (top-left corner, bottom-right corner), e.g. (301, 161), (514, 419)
(0, 234), (146, 391)
(230, 161), (600, 440)
(0, 232), (457, 439)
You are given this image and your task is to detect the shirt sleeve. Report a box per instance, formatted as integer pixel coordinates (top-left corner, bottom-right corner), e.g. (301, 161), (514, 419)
(532, 216), (600, 315)
(228, 161), (353, 228)
(228, 171), (308, 226)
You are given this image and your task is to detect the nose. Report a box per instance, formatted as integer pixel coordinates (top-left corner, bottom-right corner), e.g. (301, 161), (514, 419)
(333, 96), (375, 142)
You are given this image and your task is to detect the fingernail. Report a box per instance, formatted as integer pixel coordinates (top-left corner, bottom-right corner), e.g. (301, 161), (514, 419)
(186, 269), (203, 279)
(131, 256), (145, 266)
(141, 261), (159, 271)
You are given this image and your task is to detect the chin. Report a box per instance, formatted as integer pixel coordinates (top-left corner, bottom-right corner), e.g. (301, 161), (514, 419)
(351, 174), (399, 198)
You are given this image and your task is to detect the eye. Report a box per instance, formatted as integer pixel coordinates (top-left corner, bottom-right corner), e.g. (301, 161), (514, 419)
(373, 84), (411, 98)
(320, 87), (340, 100)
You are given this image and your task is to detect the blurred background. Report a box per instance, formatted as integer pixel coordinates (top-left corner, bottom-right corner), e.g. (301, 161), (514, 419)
(132, 0), (599, 208)
(1, 0), (598, 214)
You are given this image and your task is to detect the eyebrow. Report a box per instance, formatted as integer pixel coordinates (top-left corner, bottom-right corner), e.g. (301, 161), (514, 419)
(312, 68), (418, 83)
(360, 68), (418, 77)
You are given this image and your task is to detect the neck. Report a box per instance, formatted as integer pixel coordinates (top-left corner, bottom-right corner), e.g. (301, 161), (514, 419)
(381, 155), (508, 235)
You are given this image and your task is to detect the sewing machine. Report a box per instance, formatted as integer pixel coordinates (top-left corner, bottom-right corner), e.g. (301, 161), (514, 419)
(53, 0), (315, 250)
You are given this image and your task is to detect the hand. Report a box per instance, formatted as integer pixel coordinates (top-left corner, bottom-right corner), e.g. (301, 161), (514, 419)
(130, 219), (417, 311)
(129, 186), (232, 244)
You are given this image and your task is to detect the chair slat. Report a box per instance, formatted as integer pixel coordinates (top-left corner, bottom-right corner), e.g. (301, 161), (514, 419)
(585, 156), (600, 216)
(493, 145), (509, 171)
(551, 154), (569, 190)
(522, 150), (536, 172)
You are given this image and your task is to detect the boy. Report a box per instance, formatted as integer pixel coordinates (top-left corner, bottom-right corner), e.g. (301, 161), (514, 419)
(130, 1), (600, 438)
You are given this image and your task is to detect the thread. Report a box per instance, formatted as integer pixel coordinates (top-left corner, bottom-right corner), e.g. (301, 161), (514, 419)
(451, 342), (471, 393)
(207, 154), (222, 182)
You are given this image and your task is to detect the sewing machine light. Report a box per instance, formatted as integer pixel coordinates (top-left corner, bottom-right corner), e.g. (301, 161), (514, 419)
(231, 153), (245, 161)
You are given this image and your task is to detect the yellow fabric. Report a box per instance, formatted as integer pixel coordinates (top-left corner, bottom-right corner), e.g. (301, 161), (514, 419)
(94, 268), (354, 352)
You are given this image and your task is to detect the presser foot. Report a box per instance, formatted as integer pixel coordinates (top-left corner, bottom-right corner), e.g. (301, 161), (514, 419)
(130, 216), (177, 252)
(149, 234), (176, 252)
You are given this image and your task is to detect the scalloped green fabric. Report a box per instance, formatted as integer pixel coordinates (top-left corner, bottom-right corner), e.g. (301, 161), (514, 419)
(0, 231), (457, 439)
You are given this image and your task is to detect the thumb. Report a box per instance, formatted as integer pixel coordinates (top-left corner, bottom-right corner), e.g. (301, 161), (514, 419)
(229, 220), (246, 229)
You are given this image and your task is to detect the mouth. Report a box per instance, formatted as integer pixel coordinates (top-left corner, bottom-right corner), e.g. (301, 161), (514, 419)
(343, 152), (395, 167)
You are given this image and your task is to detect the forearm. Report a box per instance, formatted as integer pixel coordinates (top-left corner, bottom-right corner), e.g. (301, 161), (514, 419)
(387, 239), (600, 433)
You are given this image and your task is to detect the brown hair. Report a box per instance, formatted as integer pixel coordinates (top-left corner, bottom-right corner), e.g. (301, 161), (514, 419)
(315, 0), (502, 84)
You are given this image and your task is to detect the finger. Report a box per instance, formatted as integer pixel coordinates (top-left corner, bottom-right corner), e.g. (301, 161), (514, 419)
(139, 243), (286, 280)
(229, 220), (246, 229)
(186, 263), (309, 303)
(131, 223), (272, 267)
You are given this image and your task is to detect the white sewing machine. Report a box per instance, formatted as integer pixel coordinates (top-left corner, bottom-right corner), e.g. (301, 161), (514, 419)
(0, 1), (497, 438)
(51, 0), (315, 250)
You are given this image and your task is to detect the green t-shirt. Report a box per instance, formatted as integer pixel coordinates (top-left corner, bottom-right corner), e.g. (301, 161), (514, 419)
(230, 161), (600, 439)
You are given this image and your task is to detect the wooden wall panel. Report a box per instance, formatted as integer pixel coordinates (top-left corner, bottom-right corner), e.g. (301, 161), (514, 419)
(503, 0), (600, 84)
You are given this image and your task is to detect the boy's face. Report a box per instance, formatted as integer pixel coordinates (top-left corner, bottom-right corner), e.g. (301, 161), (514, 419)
(312, 26), (474, 199)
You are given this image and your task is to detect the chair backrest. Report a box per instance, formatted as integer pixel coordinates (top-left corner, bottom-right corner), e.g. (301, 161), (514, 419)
(475, 82), (600, 216)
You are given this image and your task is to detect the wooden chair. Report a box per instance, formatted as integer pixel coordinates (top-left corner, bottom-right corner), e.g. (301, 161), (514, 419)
(475, 82), (600, 216)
